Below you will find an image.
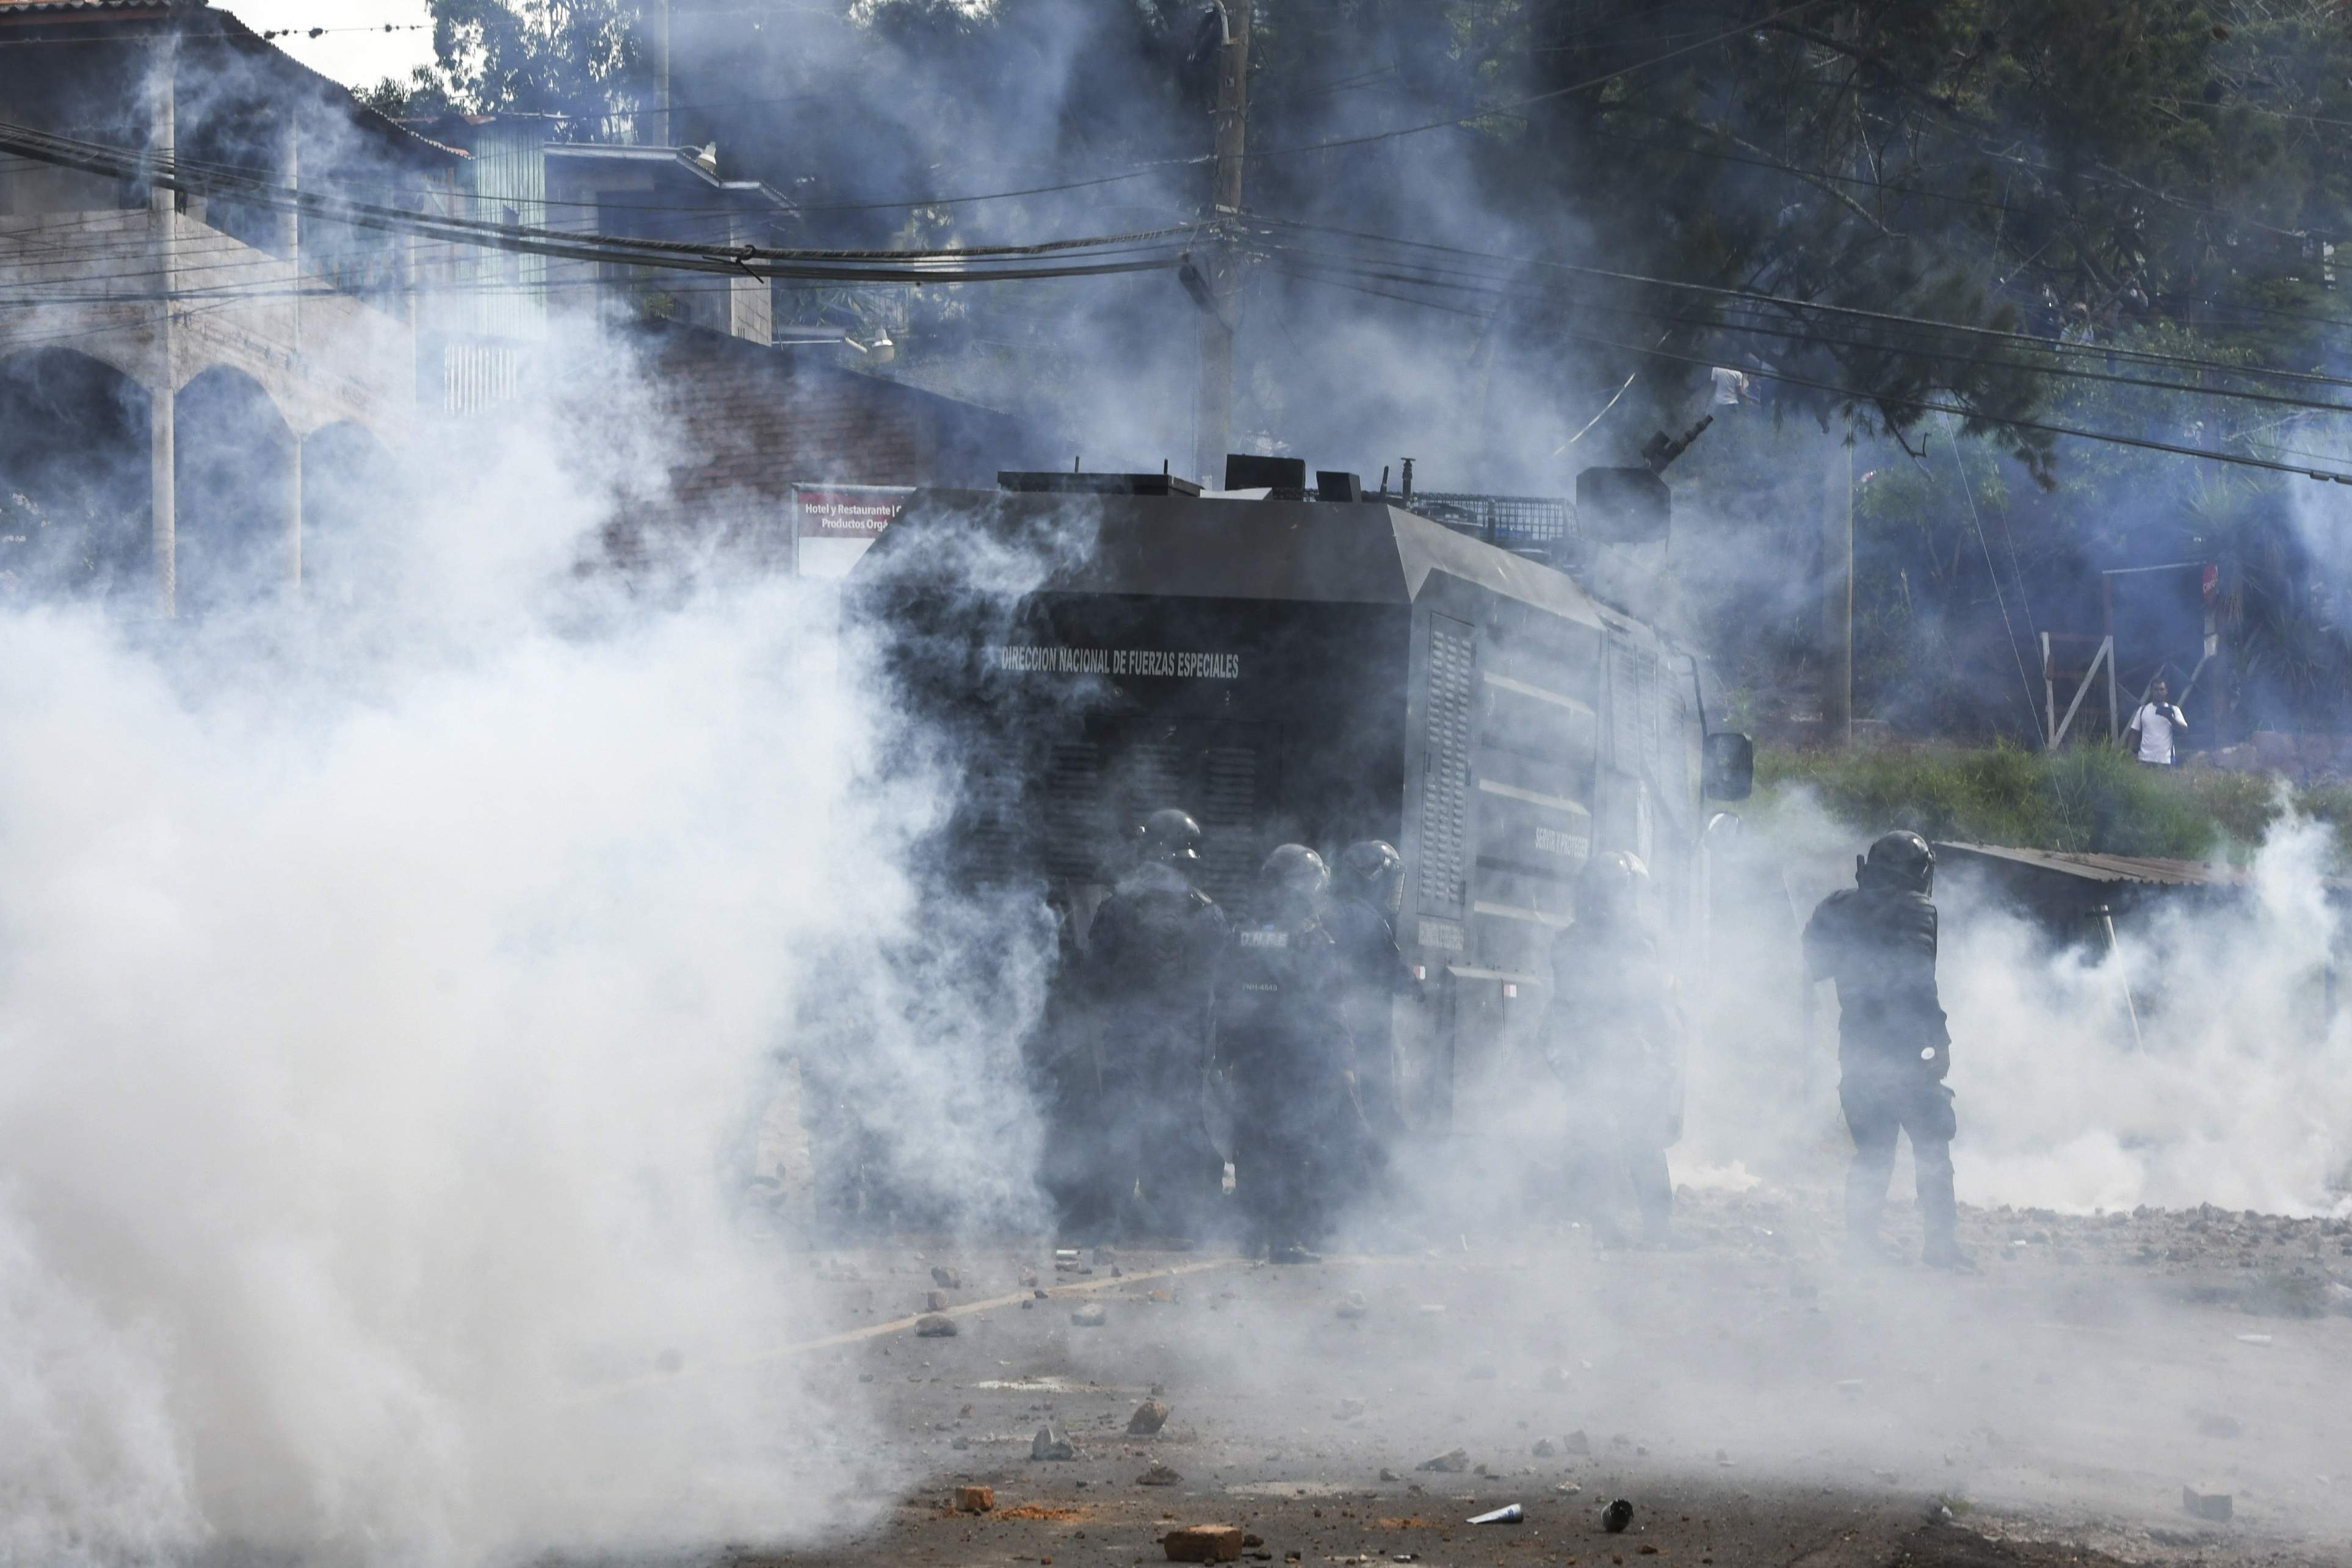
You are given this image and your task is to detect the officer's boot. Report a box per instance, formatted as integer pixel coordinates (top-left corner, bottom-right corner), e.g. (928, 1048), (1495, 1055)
(1915, 1139), (1973, 1270)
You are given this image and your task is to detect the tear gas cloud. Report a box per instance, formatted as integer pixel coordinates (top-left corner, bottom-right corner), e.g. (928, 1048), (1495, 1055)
(5, 3), (2352, 1561)
(0, 334), (1068, 1563)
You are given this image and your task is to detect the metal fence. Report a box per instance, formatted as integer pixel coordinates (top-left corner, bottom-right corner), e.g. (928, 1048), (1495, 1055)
(1397, 490), (1576, 545)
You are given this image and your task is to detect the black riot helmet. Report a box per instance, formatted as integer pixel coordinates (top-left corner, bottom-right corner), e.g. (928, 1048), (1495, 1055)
(1259, 843), (1330, 920)
(1858, 830), (1934, 896)
(1576, 850), (1649, 926)
(1336, 839), (1405, 916)
(1135, 808), (1204, 867)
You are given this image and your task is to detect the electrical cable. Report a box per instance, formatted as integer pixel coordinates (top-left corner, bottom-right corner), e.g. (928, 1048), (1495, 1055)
(1273, 262), (2352, 485)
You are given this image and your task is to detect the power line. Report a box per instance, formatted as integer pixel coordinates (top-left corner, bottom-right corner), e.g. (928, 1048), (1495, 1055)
(1259, 241), (2352, 419)
(0, 120), (1192, 285)
(1246, 212), (2352, 394)
(1276, 263), (2352, 485)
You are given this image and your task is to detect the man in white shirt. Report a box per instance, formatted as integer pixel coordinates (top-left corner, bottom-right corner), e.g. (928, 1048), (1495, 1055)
(2127, 679), (2187, 765)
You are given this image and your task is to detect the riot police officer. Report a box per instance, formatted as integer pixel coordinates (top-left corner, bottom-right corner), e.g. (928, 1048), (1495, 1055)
(1803, 831), (1970, 1269)
(1084, 808), (1229, 1242)
(1541, 851), (1687, 1248)
(1323, 842), (1422, 1223)
(1217, 844), (1355, 1263)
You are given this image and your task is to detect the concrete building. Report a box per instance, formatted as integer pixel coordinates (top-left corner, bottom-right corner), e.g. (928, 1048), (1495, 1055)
(0, 2), (1063, 609)
(0, 0), (462, 614)
(403, 113), (794, 414)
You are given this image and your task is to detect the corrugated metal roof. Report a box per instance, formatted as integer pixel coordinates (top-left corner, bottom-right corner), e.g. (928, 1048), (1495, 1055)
(1936, 840), (2352, 893)
(1936, 841), (2242, 886)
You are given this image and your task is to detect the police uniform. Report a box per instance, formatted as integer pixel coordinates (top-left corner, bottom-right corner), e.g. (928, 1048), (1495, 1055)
(1803, 832), (1966, 1267)
(1086, 854), (1228, 1240)
(1218, 846), (1353, 1262)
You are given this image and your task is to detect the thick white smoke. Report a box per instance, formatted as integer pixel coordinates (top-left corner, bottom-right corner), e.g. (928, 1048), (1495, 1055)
(1702, 792), (2352, 1219)
(0, 338), (1051, 1564)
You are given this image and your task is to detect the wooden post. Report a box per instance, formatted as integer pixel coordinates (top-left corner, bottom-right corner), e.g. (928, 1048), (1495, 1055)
(150, 35), (176, 618)
(1189, 0), (1250, 488)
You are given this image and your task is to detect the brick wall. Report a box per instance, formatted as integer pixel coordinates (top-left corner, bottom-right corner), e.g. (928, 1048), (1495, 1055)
(602, 320), (1056, 575)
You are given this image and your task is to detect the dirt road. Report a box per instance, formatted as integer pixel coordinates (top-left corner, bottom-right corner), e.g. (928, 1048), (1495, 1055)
(657, 1183), (2352, 1568)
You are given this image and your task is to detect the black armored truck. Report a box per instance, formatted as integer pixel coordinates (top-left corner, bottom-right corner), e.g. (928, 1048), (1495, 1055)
(845, 468), (1751, 1129)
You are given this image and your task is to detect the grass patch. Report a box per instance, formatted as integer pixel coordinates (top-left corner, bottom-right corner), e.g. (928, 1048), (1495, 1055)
(1753, 740), (2350, 861)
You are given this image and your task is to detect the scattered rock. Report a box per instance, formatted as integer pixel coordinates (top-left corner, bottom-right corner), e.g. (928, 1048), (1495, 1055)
(1020, 1269), (1039, 1288)
(1336, 1398), (1367, 1420)
(950, 1436), (969, 1450)
(2182, 1487), (2233, 1522)
(1378, 1468), (1401, 1482)
(931, 1266), (963, 1290)
(1137, 1462), (1182, 1486)
(1555, 1483), (1582, 1496)
(1601, 1499), (1633, 1533)
(955, 1485), (996, 1512)
(1416, 1449), (1469, 1473)
(1562, 1429), (1592, 1456)
(1873, 1469), (1900, 1484)
(1032, 1425), (1076, 1461)
(1129, 1400), (1172, 1435)
(1532, 1439), (1555, 1458)
(1071, 1303), (1108, 1328)
(1242, 1536), (1262, 1548)
(2198, 1414), (2242, 1438)
(1337, 1291), (1369, 1319)
(1163, 1523), (1245, 1562)
(915, 1314), (958, 1338)
(925, 1290), (950, 1312)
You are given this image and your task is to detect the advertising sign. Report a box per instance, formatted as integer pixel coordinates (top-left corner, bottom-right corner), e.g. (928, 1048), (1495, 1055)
(791, 483), (914, 578)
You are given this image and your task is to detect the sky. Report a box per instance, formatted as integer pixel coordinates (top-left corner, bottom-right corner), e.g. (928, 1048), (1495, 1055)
(222, 1), (438, 92)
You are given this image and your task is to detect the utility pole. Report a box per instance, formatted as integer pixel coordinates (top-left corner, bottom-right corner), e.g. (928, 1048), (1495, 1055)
(648, 0), (673, 146)
(1820, 426), (1853, 746)
(1188, 0), (1250, 489)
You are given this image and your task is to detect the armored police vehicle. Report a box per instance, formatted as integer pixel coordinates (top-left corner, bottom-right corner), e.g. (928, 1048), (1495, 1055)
(846, 469), (1748, 1128)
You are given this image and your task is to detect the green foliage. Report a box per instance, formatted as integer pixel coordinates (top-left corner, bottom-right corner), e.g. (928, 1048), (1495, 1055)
(1752, 741), (2343, 862)
(407, 0), (654, 127)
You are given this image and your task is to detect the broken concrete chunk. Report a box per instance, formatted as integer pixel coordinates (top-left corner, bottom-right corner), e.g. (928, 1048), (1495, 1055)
(955, 1485), (996, 1512)
(1562, 1429), (1593, 1455)
(1163, 1524), (1245, 1562)
(1032, 1424), (1076, 1461)
(1071, 1303), (1108, 1328)
(915, 1314), (958, 1337)
(1337, 1291), (1369, 1319)
(1415, 1448), (1469, 1473)
(1137, 1462), (1182, 1486)
(1378, 1467), (1401, 1482)
(1129, 1399), (1172, 1434)
(931, 1266), (963, 1290)
(2182, 1487), (2233, 1522)
(1601, 1498), (1633, 1533)
(1336, 1397), (1367, 1420)
(1532, 1438), (1555, 1458)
